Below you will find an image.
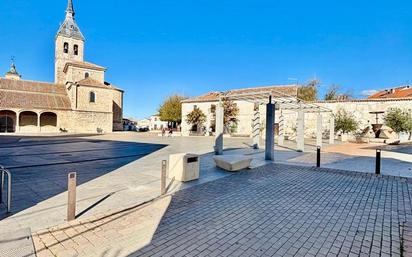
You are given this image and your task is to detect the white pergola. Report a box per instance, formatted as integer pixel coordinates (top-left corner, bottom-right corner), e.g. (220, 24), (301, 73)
(214, 90), (334, 160)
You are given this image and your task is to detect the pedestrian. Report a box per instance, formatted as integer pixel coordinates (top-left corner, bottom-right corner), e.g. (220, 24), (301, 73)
(208, 126), (213, 136)
(162, 127), (166, 137)
(168, 127), (173, 137)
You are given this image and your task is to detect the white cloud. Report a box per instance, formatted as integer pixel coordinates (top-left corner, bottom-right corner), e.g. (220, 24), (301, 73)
(361, 89), (378, 96)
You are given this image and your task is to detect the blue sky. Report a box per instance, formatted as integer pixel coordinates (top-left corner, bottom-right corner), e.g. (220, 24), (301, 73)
(1, 0), (411, 119)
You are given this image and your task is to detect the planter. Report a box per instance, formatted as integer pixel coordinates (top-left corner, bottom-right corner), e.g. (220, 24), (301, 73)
(339, 133), (349, 142)
(355, 136), (369, 143)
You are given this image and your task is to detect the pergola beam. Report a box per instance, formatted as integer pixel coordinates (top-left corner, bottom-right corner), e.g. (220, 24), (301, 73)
(223, 90), (332, 113)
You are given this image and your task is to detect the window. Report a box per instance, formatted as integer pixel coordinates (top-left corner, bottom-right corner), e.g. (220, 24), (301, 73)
(211, 104), (216, 113)
(89, 92), (96, 103)
(74, 45), (79, 55)
(85, 72), (89, 78)
(63, 42), (69, 54)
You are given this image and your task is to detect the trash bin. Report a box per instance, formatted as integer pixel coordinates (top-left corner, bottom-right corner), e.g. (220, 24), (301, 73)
(168, 153), (200, 182)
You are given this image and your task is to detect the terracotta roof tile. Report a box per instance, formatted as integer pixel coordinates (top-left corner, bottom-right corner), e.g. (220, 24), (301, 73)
(76, 77), (109, 88)
(63, 61), (106, 73)
(75, 77), (123, 92)
(368, 86), (412, 99)
(0, 78), (71, 110)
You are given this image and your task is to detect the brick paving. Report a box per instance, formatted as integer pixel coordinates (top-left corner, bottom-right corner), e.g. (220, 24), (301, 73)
(133, 164), (412, 257)
(33, 163), (412, 257)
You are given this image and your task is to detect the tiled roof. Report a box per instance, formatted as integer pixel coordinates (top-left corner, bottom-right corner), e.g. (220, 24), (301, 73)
(76, 77), (123, 91)
(314, 97), (412, 103)
(183, 92), (222, 102)
(63, 61), (106, 73)
(368, 86), (412, 99)
(0, 78), (72, 110)
(76, 77), (109, 88)
(182, 85), (298, 103)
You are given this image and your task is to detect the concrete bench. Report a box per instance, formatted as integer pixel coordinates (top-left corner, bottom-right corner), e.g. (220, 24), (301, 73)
(213, 155), (253, 172)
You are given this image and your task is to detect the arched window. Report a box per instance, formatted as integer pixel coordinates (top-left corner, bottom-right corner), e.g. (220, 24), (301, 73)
(74, 45), (79, 55)
(85, 72), (89, 78)
(89, 91), (96, 103)
(63, 42), (69, 54)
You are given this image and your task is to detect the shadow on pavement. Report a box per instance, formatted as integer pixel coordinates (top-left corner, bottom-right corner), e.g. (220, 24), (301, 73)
(0, 135), (167, 220)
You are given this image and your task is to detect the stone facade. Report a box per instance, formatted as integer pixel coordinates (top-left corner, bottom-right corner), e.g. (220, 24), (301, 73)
(304, 98), (412, 138)
(0, 0), (123, 134)
(55, 36), (84, 84)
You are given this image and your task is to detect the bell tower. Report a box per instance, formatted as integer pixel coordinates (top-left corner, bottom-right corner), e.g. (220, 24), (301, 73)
(55, 0), (85, 84)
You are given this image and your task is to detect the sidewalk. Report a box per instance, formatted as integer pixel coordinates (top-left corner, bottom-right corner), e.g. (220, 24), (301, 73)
(33, 196), (172, 257)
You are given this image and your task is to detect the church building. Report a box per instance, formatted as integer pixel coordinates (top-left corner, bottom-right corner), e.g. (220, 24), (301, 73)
(0, 0), (124, 133)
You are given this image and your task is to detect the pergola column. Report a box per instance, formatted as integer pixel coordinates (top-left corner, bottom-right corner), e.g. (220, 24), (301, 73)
(16, 112), (20, 132)
(278, 113), (285, 146)
(252, 103), (260, 149)
(329, 114), (335, 145)
(38, 113), (41, 132)
(296, 105), (305, 152)
(265, 96), (275, 161)
(316, 113), (323, 147)
(214, 102), (224, 155)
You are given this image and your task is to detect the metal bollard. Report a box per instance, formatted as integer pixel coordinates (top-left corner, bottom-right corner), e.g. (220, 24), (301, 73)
(0, 165), (4, 203)
(316, 146), (321, 168)
(0, 168), (3, 204)
(67, 172), (77, 221)
(161, 160), (167, 195)
(375, 149), (381, 175)
(0, 167), (12, 213)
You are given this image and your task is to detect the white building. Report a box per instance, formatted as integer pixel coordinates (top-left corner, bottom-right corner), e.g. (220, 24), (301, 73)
(137, 118), (150, 128)
(181, 85), (299, 137)
(149, 115), (168, 131)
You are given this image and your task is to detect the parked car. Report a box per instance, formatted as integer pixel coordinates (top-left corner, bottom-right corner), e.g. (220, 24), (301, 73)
(139, 127), (149, 132)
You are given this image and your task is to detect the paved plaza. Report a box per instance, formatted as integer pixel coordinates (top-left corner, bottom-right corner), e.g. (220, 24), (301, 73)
(0, 133), (411, 233)
(0, 133), (257, 233)
(32, 164), (412, 257)
(0, 133), (411, 256)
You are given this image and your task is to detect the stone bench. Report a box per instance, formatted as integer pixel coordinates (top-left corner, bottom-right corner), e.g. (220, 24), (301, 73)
(213, 155), (253, 172)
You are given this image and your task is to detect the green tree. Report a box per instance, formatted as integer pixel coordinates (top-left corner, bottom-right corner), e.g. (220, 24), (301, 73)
(297, 79), (319, 101)
(222, 98), (239, 132)
(186, 107), (206, 132)
(334, 109), (358, 134)
(158, 95), (186, 126)
(384, 108), (412, 140)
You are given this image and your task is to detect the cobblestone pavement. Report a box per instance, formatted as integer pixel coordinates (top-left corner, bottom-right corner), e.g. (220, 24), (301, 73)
(133, 164), (412, 257)
(33, 164), (412, 257)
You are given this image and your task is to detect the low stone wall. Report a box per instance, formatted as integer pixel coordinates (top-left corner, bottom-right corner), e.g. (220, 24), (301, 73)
(305, 98), (412, 137)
